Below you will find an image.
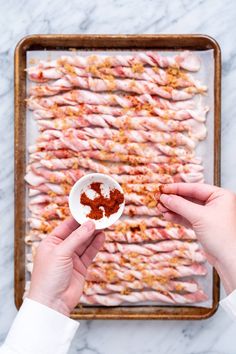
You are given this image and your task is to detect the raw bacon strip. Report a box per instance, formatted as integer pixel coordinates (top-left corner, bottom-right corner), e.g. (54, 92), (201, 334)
(29, 203), (70, 220)
(105, 227), (196, 242)
(93, 261), (201, 272)
(101, 240), (200, 255)
(29, 182), (71, 196)
(30, 134), (192, 157)
(28, 149), (202, 165)
(30, 51), (201, 71)
(25, 168), (203, 186)
(95, 249), (206, 264)
(28, 62), (205, 89)
(29, 194), (68, 205)
(25, 168), (85, 186)
(25, 231), (47, 244)
(30, 76), (199, 100)
(39, 127), (196, 150)
(80, 290), (207, 306)
(29, 202), (159, 218)
(27, 183), (160, 197)
(34, 127), (192, 155)
(109, 216), (179, 230)
(27, 90), (197, 110)
(27, 215), (169, 231)
(123, 206), (160, 217)
(82, 128), (196, 149)
(28, 217), (60, 233)
(35, 115), (207, 140)
(37, 156), (202, 175)
(86, 263), (206, 282)
(84, 279), (200, 296)
(31, 103), (208, 123)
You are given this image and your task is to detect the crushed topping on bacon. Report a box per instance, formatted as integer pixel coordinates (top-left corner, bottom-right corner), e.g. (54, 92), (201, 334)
(63, 63), (77, 76)
(131, 63), (144, 73)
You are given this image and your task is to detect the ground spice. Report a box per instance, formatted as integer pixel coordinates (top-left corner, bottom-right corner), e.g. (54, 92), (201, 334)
(80, 182), (124, 220)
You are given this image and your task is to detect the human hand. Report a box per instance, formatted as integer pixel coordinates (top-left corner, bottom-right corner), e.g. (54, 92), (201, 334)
(28, 217), (105, 316)
(157, 183), (236, 294)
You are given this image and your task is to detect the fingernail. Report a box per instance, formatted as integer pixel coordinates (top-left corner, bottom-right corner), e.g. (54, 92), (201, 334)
(160, 194), (172, 205)
(82, 220), (95, 232)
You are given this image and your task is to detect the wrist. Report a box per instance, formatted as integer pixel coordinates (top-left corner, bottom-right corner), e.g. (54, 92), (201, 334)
(215, 254), (236, 295)
(27, 290), (71, 317)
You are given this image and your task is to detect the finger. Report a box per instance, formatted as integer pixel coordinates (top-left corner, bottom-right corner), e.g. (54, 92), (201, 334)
(160, 183), (219, 202)
(81, 232), (105, 268)
(160, 194), (203, 224)
(74, 229), (102, 256)
(58, 220), (96, 256)
(157, 202), (169, 213)
(50, 216), (79, 240)
(72, 254), (87, 276)
(162, 211), (192, 229)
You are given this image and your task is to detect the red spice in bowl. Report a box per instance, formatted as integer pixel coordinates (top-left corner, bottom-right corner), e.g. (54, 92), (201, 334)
(80, 182), (124, 220)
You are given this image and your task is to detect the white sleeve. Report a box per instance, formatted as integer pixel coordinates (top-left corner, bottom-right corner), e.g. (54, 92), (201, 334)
(220, 289), (236, 320)
(0, 298), (79, 354)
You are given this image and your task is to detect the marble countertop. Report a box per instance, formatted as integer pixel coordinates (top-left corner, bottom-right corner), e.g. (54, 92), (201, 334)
(0, 0), (236, 353)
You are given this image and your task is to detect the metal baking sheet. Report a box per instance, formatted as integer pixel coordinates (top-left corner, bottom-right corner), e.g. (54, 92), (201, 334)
(14, 34), (221, 320)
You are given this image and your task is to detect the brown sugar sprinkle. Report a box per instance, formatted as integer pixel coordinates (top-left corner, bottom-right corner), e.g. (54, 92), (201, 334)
(80, 182), (124, 220)
(152, 66), (160, 74)
(47, 191), (57, 197)
(86, 65), (100, 76)
(113, 130), (129, 144)
(131, 63), (144, 73)
(175, 284), (184, 292)
(162, 86), (173, 93)
(121, 288), (131, 295)
(63, 63), (77, 76)
(101, 74), (116, 90)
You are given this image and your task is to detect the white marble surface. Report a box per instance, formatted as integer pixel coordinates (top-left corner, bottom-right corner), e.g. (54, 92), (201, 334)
(0, 0), (236, 353)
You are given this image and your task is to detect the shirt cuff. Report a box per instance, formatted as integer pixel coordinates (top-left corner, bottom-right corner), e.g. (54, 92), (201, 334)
(220, 289), (236, 320)
(4, 298), (79, 354)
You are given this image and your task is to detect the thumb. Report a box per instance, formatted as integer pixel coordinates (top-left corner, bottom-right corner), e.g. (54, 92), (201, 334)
(160, 194), (203, 224)
(59, 220), (96, 256)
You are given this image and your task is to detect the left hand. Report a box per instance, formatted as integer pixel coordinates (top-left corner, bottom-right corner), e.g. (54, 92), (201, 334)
(28, 217), (105, 316)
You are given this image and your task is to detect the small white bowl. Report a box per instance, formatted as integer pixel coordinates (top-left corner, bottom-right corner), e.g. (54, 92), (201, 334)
(69, 173), (125, 229)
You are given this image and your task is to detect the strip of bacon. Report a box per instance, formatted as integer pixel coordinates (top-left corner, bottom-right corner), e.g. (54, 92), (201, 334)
(86, 263), (206, 283)
(29, 202), (160, 218)
(38, 128), (196, 150)
(29, 150), (202, 165)
(101, 240), (200, 255)
(80, 290), (207, 306)
(29, 135), (193, 157)
(83, 278), (200, 296)
(27, 216), (170, 232)
(93, 261), (202, 272)
(30, 75), (200, 100)
(31, 103), (208, 122)
(105, 227), (196, 242)
(36, 156), (202, 175)
(27, 90), (197, 110)
(35, 115), (207, 140)
(95, 249), (206, 264)
(28, 61), (204, 88)
(27, 183), (161, 197)
(25, 168), (204, 187)
(29, 51), (201, 71)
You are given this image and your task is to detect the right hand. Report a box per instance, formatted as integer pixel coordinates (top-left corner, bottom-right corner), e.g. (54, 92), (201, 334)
(157, 183), (236, 294)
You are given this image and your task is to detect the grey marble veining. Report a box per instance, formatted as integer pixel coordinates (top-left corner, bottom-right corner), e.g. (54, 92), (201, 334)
(0, 0), (236, 353)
